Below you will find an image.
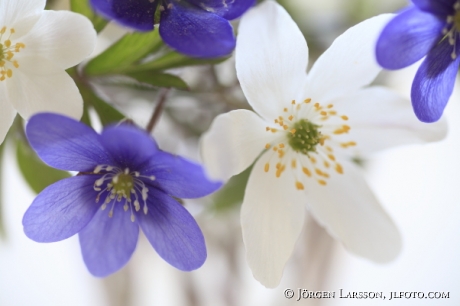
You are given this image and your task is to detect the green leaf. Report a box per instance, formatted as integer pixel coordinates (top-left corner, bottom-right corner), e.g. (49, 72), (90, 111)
(210, 166), (252, 212)
(127, 52), (229, 73)
(79, 86), (125, 126)
(85, 30), (163, 76)
(16, 140), (71, 194)
(70, 0), (108, 32)
(127, 71), (189, 90)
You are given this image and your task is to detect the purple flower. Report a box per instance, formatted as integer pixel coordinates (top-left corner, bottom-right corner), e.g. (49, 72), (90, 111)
(22, 113), (221, 277)
(376, 0), (460, 123)
(90, 0), (255, 58)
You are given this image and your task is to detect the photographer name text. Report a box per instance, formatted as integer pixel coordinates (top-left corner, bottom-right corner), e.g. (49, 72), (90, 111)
(283, 289), (450, 301)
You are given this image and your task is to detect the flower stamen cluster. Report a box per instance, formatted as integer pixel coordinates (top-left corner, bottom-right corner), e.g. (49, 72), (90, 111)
(93, 165), (156, 222)
(0, 27), (25, 81)
(443, 1), (460, 59)
(263, 99), (355, 188)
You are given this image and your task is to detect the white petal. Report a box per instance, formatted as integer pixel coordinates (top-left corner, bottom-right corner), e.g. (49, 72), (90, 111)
(241, 152), (306, 288)
(236, 1), (308, 121)
(5, 56), (82, 120)
(332, 86), (447, 155)
(0, 83), (17, 144)
(200, 109), (275, 181)
(0, 0), (45, 29)
(20, 11), (96, 69)
(306, 159), (401, 262)
(306, 14), (392, 103)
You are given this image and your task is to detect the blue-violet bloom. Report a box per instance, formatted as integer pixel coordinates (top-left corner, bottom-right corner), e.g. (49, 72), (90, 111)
(90, 0), (255, 58)
(376, 0), (460, 122)
(22, 113), (221, 277)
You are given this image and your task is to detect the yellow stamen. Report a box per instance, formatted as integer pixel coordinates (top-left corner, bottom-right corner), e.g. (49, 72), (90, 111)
(295, 181), (304, 190)
(335, 163), (343, 174)
(302, 167), (311, 177)
(264, 163), (269, 172)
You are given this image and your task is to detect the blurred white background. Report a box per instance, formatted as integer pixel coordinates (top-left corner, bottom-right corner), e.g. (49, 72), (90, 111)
(1, 0), (460, 305)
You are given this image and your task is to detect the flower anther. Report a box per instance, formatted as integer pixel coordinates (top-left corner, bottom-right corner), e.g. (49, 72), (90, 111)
(263, 99), (354, 187)
(0, 27), (25, 81)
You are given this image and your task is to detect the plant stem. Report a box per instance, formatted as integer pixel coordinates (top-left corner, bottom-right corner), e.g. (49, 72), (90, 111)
(146, 88), (171, 133)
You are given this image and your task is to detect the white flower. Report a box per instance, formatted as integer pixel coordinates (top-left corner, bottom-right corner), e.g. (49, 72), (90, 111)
(200, 1), (447, 288)
(0, 0), (96, 143)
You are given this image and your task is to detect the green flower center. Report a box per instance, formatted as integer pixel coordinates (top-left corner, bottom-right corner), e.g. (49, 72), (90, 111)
(287, 119), (322, 155)
(262, 99), (355, 188)
(93, 165), (156, 222)
(112, 173), (134, 198)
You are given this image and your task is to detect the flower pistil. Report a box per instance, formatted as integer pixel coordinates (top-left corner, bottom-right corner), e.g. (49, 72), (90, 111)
(263, 99), (355, 188)
(93, 165), (156, 222)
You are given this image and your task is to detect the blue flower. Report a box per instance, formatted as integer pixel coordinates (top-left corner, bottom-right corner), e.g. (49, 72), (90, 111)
(22, 113), (221, 277)
(90, 0), (255, 58)
(376, 0), (460, 122)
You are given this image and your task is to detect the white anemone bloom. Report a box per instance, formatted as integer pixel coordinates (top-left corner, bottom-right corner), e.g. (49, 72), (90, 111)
(201, 1), (447, 288)
(0, 0), (96, 143)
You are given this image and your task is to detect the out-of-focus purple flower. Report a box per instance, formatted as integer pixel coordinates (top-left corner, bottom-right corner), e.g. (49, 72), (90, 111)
(376, 0), (460, 122)
(22, 113), (221, 277)
(90, 0), (255, 58)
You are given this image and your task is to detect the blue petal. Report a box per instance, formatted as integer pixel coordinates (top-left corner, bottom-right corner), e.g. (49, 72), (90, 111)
(79, 203), (139, 277)
(137, 189), (206, 271)
(26, 113), (112, 172)
(23, 175), (100, 242)
(411, 38), (460, 122)
(141, 151), (222, 198)
(100, 125), (158, 170)
(376, 7), (445, 69)
(186, 0), (255, 20)
(160, 0), (235, 58)
(412, 0), (456, 18)
(90, 0), (155, 31)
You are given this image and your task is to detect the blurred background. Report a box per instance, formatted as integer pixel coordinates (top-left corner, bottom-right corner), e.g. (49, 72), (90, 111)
(1, 0), (460, 305)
